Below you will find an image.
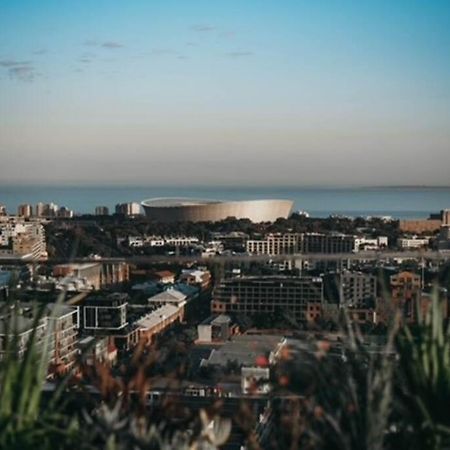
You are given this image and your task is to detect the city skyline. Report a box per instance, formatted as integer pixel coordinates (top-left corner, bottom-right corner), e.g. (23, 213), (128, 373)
(1, 0), (450, 186)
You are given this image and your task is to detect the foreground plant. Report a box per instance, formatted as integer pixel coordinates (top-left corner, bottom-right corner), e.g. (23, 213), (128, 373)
(395, 293), (450, 450)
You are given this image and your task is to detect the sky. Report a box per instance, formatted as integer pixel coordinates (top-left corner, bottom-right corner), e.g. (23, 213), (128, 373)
(0, 0), (450, 186)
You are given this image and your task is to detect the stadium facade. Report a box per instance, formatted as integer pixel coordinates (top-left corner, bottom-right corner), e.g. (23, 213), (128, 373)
(141, 198), (293, 223)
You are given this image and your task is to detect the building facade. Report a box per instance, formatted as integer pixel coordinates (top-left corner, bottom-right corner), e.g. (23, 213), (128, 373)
(141, 198), (293, 223)
(246, 233), (300, 256)
(300, 233), (355, 254)
(212, 276), (323, 323)
(338, 271), (377, 308)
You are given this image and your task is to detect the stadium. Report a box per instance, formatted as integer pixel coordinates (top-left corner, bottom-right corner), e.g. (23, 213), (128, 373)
(141, 198), (293, 223)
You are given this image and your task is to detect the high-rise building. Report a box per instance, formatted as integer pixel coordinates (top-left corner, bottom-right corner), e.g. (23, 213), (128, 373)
(95, 206), (109, 216)
(35, 202), (45, 217)
(17, 204), (33, 217)
(34, 202), (58, 217)
(443, 209), (450, 226)
(57, 206), (74, 218)
(0, 205), (7, 216)
(212, 276), (323, 323)
(115, 202), (141, 216)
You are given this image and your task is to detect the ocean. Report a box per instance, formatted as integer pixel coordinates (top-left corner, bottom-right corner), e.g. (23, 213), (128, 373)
(0, 185), (449, 219)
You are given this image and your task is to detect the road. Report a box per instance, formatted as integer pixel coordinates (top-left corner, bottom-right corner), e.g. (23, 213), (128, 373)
(4, 249), (450, 264)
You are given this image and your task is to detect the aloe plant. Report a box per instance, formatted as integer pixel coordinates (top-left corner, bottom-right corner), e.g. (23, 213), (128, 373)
(395, 291), (450, 450)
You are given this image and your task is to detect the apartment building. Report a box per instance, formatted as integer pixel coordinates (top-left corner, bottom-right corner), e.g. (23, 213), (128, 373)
(397, 237), (430, 249)
(0, 219), (47, 261)
(81, 293), (128, 332)
(337, 271), (377, 308)
(389, 271), (422, 323)
(101, 262), (129, 287)
(212, 276), (323, 323)
(0, 303), (79, 377)
(95, 206), (109, 216)
(246, 233), (300, 256)
(115, 202), (141, 216)
(300, 233), (355, 254)
(17, 204), (33, 217)
(53, 263), (102, 290)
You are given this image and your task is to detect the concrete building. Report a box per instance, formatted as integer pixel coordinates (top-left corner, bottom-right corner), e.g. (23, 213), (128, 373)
(399, 219), (442, 233)
(437, 225), (450, 250)
(81, 293), (128, 332)
(79, 336), (117, 367)
(57, 206), (74, 218)
(354, 236), (388, 251)
(246, 233), (300, 256)
(0, 271), (11, 301)
(101, 262), (129, 288)
(53, 263), (102, 290)
(443, 209), (450, 226)
(54, 262), (129, 290)
(115, 202), (141, 216)
(397, 237), (430, 249)
(389, 271), (422, 323)
(0, 303), (79, 378)
(34, 202), (45, 217)
(151, 270), (176, 284)
(197, 314), (238, 343)
(95, 206), (109, 216)
(46, 304), (79, 376)
(337, 271), (377, 308)
(0, 220), (47, 261)
(148, 288), (187, 309)
(141, 198), (293, 223)
(300, 233), (355, 254)
(136, 304), (184, 346)
(17, 204), (33, 217)
(0, 205), (6, 216)
(212, 276), (323, 324)
(179, 268), (212, 290)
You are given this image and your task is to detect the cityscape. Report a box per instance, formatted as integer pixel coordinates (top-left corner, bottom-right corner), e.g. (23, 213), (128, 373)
(1, 0), (450, 449)
(0, 196), (450, 448)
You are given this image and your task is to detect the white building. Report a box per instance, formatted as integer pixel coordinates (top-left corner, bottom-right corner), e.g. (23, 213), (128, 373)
(354, 236), (388, 251)
(397, 237), (430, 249)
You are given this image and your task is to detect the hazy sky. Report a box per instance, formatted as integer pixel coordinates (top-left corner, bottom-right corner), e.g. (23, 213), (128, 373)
(1, 0), (450, 186)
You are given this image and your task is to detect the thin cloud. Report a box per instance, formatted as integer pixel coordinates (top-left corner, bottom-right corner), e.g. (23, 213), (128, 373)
(83, 40), (124, 49)
(219, 31), (236, 39)
(101, 41), (124, 49)
(8, 65), (36, 82)
(0, 59), (32, 67)
(191, 24), (215, 32)
(150, 48), (178, 56)
(33, 49), (47, 55)
(83, 40), (98, 46)
(225, 51), (254, 58)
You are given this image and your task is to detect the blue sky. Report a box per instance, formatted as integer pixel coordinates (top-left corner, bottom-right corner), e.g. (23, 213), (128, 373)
(1, 0), (450, 186)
